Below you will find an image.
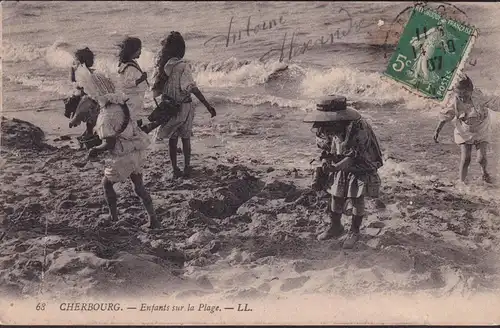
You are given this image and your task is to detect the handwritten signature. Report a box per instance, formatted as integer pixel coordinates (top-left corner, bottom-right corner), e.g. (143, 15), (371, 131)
(203, 15), (286, 48)
(259, 8), (375, 62)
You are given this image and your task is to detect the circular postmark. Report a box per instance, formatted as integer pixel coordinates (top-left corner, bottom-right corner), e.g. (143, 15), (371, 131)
(382, 1), (470, 58)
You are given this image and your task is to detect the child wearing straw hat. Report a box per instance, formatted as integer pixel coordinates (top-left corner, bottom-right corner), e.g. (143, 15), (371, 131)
(434, 75), (493, 184)
(304, 95), (384, 249)
(74, 65), (161, 230)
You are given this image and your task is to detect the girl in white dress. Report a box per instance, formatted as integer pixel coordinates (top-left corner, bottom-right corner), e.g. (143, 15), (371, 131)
(434, 75), (493, 184)
(116, 37), (148, 121)
(75, 65), (160, 229)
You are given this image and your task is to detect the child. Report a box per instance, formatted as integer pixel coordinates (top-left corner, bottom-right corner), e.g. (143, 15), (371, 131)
(304, 95), (384, 249)
(75, 65), (161, 230)
(433, 75), (492, 184)
(69, 47), (97, 138)
(152, 31), (216, 178)
(116, 36), (149, 120)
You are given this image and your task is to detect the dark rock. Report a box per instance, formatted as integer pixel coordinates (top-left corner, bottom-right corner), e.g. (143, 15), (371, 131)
(226, 213), (253, 224)
(367, 221), (385, 229)
(57, 200), (77, 210)
(280, 276), (310, 292)
(1, 117), (52, 150)
(196, 275), (214, 289)
(151, 247), (186, 266)
(208, 240), (221, 253)
(373, 199), (386, 209)
(260, 180), (297, 200)
(294, 218), (309, 227)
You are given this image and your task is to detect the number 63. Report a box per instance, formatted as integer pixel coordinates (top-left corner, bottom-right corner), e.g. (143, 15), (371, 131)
(392, 54), (410, 72)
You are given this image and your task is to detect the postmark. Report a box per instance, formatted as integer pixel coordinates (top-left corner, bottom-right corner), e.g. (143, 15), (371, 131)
(383, 4), (478, 102)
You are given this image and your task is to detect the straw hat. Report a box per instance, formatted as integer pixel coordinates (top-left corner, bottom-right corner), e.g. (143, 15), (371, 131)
(303, 95), (361, 123)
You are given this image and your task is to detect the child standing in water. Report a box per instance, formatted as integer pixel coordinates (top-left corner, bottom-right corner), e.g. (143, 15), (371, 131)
(116, 37), (149, 120)
(152, 31), (216, 179)
(305, 95), (384, 249)
(434, 75), (493, 184)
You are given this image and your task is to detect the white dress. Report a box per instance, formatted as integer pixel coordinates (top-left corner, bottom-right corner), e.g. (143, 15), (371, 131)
(154, 57), (197, 140)
(117, 60), (148, 120)
(94, 96), (151, 183)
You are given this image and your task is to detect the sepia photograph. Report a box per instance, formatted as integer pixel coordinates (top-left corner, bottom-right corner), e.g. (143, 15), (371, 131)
(1, 1), (500, 325)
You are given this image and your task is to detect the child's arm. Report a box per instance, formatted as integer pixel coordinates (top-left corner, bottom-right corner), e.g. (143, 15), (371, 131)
(88, 137), (116, 159)
(191, 87), (216, 117)
(434, 108), (455, 143)
(331, 156), (354, 171)
(433, 120), (448, 142)
(180, 63), (216, 117)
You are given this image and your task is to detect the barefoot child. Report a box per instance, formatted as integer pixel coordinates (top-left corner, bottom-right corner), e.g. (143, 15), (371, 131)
(433, 75), (492, 184)
(305, 95), (384, 249)
(152, 31), (216, 179)
(75, 65), (161, 229)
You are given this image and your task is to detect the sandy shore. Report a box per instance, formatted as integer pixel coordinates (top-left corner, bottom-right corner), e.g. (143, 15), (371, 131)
(1, 109), (500, 308)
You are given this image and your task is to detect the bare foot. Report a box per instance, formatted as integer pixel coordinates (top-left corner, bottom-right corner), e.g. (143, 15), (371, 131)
(172, 167), (183, 179)
(141, 221), (162, 231)
(183, 166), (193, 178)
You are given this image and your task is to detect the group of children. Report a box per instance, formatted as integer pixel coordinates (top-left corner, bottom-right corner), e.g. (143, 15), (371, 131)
(68, 32), (216, 229)
(67, 32), (494, 248)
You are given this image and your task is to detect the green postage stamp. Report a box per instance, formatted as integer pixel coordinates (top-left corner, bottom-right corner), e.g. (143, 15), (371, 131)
(384, 5), (478, 102)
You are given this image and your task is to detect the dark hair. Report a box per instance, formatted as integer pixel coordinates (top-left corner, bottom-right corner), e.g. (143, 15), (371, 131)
(457, 75), (473, 92)
(152, 31), (186, 94)
(154, 31), (186, 70)
(117, 36), (142, 64)
(75, 47), (94, 68)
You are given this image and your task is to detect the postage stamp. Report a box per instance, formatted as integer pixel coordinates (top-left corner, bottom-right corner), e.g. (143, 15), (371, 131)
(383, 4), (478, 102)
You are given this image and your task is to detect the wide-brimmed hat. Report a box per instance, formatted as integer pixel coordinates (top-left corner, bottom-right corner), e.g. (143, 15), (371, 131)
(303, 95), (361, 123)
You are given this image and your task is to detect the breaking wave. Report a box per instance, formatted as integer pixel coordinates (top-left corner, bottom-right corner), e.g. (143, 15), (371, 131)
(4, 40), (499, 112)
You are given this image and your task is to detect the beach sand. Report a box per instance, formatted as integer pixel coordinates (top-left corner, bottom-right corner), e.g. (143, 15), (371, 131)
(1, 100), (499, 306)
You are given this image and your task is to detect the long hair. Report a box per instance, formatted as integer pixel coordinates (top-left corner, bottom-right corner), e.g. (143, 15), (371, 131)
(75, 47), (95, 68)
(152, 31), (186, 93)
(117, 36), (142, 64)
(154, 31), (186, 69)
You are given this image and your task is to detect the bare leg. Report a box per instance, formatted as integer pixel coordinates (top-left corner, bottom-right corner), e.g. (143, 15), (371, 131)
(459, 144), (472, 183)
(476, 142), (492, 183)
(168, 137), (182, 178)
(130, 173), (161, 229)
(102, 177), (119, 221)
(181, 137), (192, 176)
